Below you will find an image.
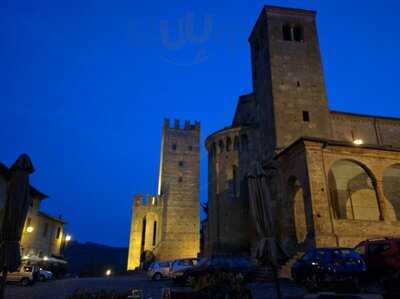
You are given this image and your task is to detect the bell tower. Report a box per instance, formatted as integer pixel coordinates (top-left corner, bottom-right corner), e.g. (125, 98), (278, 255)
(249, 6), (332, 152)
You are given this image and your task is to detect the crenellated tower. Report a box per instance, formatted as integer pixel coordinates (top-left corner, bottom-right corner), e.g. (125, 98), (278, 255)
(156, 119), (200, 261)
(127, 119), (200, 270)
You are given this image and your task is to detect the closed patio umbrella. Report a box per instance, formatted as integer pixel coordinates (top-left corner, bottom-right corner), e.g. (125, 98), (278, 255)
(248, 162), (283, 299)
(0, 154), (34, 299)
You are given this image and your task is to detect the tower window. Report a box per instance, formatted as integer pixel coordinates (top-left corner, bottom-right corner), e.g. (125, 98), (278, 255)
(141, 217), (147, 249)
(293, 25), (304, 42)
(297, 81), (301, 87)
(179, 161), (184, 167)
(178, 177), (183, 183)
(303, 111), (310, 122)
(152, 221), (157, 246)
(282, 24), (292, 41)
(188, 145), (193, 151)
(172, 144), (177, 150)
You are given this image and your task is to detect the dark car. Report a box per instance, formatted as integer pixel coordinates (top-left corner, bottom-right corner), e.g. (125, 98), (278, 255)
(173, 256), (255, 285)
(291, 248), (366, 291)
(354, 238), (400, 279)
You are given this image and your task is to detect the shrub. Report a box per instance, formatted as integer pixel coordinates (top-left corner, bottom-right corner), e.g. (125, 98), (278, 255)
(67, 289), (130, 299)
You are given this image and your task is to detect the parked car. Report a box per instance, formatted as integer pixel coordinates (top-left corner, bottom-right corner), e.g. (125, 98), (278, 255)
(291, 248), (366, 291)
(173, 255), (256, 285)
(39, 268), (54, 281)
(3, 263), (40, 286)
(170, 258), (200, 280)
(147, 261), (173, 281)
(354, 237), (400, 279)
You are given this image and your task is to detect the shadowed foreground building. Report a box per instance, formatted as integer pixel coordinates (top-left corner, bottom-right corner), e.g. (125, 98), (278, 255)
(205, 5), (400, 258)
(0, 162), (68, 262)
(127, 119), (200, 270)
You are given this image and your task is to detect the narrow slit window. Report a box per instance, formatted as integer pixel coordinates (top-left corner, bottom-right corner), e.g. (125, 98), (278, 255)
(152, 221), (157, 246)
(303, 111), (310, 122)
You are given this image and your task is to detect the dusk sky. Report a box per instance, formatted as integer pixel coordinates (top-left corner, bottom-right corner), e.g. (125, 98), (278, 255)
(2, 0), (399, 247)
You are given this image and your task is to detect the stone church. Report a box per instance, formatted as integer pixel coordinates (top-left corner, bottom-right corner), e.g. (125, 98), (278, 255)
(127, 119), (200, 270)
(204, 5), (400, 258)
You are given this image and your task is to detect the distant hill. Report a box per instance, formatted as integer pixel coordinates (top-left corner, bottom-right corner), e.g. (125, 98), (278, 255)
(63, 241), (128, 277)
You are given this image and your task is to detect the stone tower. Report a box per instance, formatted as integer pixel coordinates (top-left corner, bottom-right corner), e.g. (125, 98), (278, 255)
(156, 119), (200, 261)
(249, 6), (332, 152)
(127, 119), (200, 270)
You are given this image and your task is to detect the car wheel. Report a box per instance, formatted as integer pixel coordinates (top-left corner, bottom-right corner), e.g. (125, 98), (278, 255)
(40, 275), (46, 282)
(153, 273), (162, 281)
(21, 278), (31, 287)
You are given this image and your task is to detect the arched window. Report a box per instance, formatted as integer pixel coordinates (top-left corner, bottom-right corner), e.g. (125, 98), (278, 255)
(288, 177), (308, 244)
(241, 134), (249, 151)
(141, 217), (147, 251)
(282, 24), (292, 41)
(293, 25), (304, 42)
(212, 142), (217, 157)
(234, 136), (240, 151)
(226, 137), (232, 152)
(232, 165), (238, 198)
(152, 221), (157, 246)
(383, 164), (400, 220)
(328, 160), (380, 220)
(218, 140), (224, 153)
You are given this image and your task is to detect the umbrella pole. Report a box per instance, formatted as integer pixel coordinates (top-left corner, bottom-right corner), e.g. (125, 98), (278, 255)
(0, 248), (7, 299)
(271, 264), (283, 299)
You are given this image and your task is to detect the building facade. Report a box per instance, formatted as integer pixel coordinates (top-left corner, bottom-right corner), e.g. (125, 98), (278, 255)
(20, 186), (67, 259)
(0, 161), (67, 261)
(205, 5), (400, 258)
(127, 119), (200, 270)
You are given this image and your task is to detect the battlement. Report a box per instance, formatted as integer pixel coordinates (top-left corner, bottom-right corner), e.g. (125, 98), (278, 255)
(133, 194), (163, 208)
(163, 118), (200, 131)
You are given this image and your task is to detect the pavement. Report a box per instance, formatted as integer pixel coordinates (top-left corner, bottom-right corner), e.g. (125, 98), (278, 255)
(4, 273), (383, 299)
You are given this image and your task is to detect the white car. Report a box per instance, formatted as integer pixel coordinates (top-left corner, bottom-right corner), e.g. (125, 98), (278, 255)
(39, 269), (53, 281)
(3, 263), (39, 286)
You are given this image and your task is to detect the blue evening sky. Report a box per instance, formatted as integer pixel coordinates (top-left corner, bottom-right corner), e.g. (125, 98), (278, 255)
(1, 0), (399, 246)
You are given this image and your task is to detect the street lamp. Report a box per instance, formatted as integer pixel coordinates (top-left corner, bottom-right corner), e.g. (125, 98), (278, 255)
(353, 139), (363, 145)
(105, 269), (112, 277)
(65, 234), (71, 242)
(26, 226), (34, 233)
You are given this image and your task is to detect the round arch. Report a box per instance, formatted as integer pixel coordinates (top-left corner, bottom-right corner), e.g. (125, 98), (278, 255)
(328, 159), (381, 220)
(288, 176), (307, 244)
(383, 164), (400, 220)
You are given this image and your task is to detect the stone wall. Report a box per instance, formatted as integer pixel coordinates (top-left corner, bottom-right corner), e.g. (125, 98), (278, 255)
(331, 111), (400, 147)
